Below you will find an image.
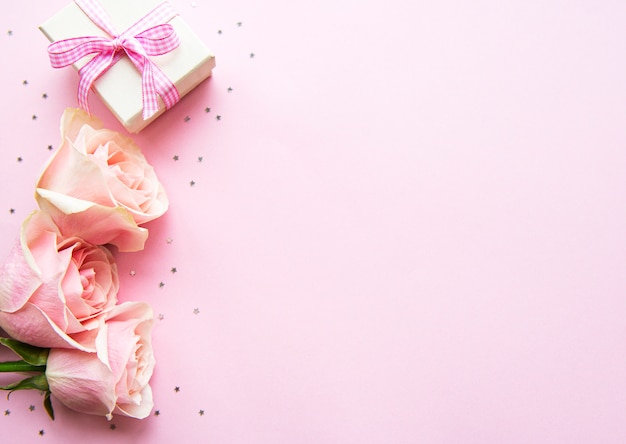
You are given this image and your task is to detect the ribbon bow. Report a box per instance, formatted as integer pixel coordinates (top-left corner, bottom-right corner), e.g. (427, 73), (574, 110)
(47, 0), (181, 120)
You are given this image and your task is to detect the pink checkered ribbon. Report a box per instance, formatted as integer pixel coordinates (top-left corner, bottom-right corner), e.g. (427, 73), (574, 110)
(47, 0), (181, 120)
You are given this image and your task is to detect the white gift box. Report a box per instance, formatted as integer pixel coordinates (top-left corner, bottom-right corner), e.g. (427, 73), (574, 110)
(40, 0), (216, 133)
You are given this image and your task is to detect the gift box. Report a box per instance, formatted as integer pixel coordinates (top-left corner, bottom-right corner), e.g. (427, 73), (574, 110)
(40, 0), (216, 133)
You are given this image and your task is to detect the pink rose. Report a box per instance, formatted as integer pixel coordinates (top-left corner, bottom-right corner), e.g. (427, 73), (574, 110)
(0, 210), (118, 351)
(35, 108), (168, 252)
(46, 302), (156, 419)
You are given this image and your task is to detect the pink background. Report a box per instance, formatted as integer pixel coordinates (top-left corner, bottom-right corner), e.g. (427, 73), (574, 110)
(1, 0), (626, 442)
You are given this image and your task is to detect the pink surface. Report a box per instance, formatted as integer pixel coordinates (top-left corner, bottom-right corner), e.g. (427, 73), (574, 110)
(1, 0), (626, 442)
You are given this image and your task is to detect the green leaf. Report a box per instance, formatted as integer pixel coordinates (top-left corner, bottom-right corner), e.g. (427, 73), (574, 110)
(0, 338), (49, 366)
(0, 373), (49, 393)
(43, 391), (55, 420)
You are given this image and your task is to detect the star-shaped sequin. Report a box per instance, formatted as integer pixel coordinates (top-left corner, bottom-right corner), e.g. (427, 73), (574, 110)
(171, 267), (177, 274)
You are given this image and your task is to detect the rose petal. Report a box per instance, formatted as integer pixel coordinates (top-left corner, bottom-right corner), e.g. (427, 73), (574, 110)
(0, 211), (68, 313)
(47, 348), (116, 417)
(36, 189), (148, 252)
(61, 244), (118, 320)
(114, 385), (154, 419)
(37, 135), (115, 207)
(59, 108), (103, 143)
(0, 303), (95, 351)
(0, 242), (41, 313)
(103, 302), (154, 381)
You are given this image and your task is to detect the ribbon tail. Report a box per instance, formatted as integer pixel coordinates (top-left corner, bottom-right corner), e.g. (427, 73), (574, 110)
(141, 61), (159, 120)
(140, 57), (180, 120)
(77, 51), (118, 115)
